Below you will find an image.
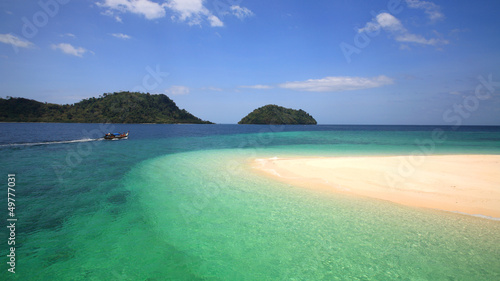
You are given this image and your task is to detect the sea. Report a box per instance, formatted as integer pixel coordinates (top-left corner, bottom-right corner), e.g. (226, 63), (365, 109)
(0, 123), (499, 280)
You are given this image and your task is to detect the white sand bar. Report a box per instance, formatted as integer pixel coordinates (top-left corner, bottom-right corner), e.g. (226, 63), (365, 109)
(253, 155), (500, 218)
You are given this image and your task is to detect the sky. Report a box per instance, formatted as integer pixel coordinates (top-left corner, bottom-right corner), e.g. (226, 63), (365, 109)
(1, 0), (500, 125)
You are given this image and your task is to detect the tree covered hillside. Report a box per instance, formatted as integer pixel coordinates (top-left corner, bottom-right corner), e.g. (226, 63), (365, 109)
(0, 92), (212, 124)
(238, 104), (317, 125)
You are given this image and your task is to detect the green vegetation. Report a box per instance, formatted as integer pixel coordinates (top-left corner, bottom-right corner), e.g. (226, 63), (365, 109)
(0, 92), (213, 124)
(238, 104), (317, 125)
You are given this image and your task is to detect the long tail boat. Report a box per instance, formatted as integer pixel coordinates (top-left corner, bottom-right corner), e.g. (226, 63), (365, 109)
(104, 131), (129, 140)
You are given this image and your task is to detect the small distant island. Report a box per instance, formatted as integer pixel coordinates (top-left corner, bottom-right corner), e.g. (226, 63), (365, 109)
(238, 104), (317, 125)
(0, 91), (213, 124)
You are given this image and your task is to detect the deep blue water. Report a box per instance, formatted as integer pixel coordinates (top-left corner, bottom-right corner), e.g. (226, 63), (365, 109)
(2, 122), (500, 145)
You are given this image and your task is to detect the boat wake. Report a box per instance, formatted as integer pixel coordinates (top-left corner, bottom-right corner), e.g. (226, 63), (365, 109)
(0, 138), (103, 147)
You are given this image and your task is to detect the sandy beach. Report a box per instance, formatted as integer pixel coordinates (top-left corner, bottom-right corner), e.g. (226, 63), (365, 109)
(253, 155), (500, 218)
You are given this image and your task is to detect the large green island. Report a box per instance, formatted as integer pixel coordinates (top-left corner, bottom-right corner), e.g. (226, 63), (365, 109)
(238, 104), (317, 125)
(0, 91), (213, 124)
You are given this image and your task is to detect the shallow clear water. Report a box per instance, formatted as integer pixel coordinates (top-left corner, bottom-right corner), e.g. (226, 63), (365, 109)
(1, 124), (499, 280)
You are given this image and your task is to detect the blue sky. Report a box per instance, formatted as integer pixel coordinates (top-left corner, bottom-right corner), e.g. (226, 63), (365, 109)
(1, 0), (499, 125)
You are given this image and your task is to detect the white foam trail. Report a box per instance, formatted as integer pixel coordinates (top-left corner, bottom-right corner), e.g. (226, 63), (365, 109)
(0, 138), (103, 147)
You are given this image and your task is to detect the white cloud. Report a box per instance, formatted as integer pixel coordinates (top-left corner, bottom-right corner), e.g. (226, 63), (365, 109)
(165, 0), (204, 21)
(278, 76), (394, 92)
(0, 34), (34, 48)
(395, 32), (446, 45)
(51, 43), (90, 57)
(359, 13), (448, 46)
(165, 0), (225, 27)
(208, 15), (224, 27)
(240, 76), (393, 92)
(62, 33), (76, 38)
(96, 0), (252, 27)
(97, 0), (166, 20)
(359, 13), (404, 34)
(202, 86), (223, 91)
(230, 5), (253, 20)
(405, 0), (444, 21)
(241, 85), (273, 90)
(166, 85), (190, 95)
(111, 33), (131, 39)
(100, 9), (123, 22)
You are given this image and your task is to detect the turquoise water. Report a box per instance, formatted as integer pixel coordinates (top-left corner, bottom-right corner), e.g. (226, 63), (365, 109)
(1, 124), (499, 280)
